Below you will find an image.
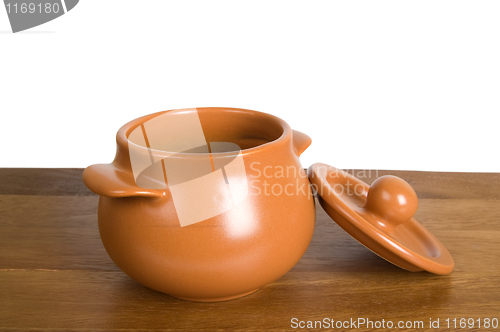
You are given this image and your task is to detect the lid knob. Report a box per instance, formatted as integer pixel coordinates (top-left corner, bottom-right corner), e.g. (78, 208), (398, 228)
(364, 175), (418, 229)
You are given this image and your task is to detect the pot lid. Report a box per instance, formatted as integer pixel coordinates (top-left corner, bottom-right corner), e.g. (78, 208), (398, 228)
(307, 163), (454, 275)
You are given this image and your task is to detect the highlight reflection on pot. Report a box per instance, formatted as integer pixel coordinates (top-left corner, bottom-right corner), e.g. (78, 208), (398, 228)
(128, 109), (248, 227)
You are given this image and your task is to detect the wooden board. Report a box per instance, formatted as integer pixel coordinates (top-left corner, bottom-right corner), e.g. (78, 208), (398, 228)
(0, 169), (499, 331)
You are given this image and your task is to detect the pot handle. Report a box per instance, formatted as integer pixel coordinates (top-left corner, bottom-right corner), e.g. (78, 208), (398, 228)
(292, 130), (312, 157)
(82, 163), (164, 198)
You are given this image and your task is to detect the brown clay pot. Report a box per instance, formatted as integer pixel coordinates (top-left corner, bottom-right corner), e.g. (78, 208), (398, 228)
(83, 107), (316, 302)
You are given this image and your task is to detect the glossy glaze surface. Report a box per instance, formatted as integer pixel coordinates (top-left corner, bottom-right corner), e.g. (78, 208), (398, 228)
(83, 108), (316, 301)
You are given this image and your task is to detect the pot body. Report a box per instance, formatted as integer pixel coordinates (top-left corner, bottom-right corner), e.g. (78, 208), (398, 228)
(84, 107), (315, 301)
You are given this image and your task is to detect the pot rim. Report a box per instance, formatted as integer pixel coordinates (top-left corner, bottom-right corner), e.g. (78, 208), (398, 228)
(116, 107), (293, 158)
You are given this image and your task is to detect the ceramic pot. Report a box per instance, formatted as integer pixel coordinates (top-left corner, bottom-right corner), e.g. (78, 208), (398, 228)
(83, 107), (315, 302)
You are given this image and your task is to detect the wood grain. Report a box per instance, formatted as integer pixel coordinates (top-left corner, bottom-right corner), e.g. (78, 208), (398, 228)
(0, 168), (93, 196)
(1, 167), (499, 199)
(0, 169), (499, 331)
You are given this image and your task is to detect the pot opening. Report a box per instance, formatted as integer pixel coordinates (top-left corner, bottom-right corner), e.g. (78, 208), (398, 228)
(123, 108), (289, 193)
(127, 108), (285, 155)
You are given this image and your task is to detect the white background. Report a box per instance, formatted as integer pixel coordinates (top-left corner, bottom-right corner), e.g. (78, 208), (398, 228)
(1, 0), (499, 171)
